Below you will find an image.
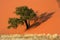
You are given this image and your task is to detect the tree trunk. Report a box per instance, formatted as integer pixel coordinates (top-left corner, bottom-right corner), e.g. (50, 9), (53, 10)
(28, 20), (30, 27)
(24, 20), (30, 29)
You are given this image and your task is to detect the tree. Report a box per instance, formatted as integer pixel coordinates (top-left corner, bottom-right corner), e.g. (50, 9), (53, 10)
(8, 6), (36, 29)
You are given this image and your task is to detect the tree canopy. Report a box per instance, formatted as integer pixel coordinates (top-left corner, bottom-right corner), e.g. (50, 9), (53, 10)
(8, 6), (37, 29)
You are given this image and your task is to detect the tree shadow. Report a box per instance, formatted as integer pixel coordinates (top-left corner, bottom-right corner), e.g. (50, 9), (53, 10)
(28, 12), (54, 29)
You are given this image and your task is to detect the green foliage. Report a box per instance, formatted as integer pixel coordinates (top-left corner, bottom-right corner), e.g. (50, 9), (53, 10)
(15, 6), (36, 20)
(8, 18), (24, 28)
(8, 6), (36, 29)
(16, 6), (28, 16)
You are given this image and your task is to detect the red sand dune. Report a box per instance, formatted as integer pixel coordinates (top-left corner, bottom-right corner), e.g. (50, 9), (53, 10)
(0, 0), (60, 34)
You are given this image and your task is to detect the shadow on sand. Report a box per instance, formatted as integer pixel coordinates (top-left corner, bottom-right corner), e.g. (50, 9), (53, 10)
(28, 12), (54, 29)
(56, 0), (60, 8)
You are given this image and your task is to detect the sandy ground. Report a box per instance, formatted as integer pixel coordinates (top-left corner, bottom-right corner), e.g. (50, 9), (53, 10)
(0, 34), (60, 40)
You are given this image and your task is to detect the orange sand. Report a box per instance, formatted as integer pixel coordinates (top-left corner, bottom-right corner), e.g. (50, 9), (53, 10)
(0, 0), (60, 34)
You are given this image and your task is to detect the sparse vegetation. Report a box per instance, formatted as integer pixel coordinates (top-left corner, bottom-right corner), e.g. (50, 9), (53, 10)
(8, 6), (37, 29)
